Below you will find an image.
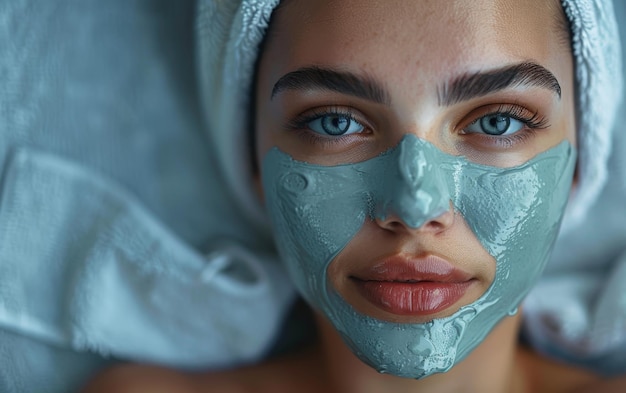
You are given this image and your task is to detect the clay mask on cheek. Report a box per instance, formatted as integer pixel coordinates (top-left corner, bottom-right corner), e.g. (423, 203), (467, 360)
(261, 134), (576, 378)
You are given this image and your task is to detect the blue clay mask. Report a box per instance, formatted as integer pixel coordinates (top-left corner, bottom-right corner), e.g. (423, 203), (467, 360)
(261, 134), (576, 378)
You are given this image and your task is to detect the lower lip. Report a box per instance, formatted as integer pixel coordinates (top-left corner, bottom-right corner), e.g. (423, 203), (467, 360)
(354, 280), (474, 316)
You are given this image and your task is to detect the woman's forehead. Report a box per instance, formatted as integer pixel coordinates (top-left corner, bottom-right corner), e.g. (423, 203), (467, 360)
(266, 0), (568, 88)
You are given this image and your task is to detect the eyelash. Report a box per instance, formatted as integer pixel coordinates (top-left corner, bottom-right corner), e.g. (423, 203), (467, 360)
(476, 103), (550, 129)
(464, 104), (550, 147)
(284, 103), (550, 148)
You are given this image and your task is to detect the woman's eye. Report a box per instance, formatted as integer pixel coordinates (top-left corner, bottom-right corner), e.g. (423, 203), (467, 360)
(307, 114), (365, 136)
(465, 113), (525, 136)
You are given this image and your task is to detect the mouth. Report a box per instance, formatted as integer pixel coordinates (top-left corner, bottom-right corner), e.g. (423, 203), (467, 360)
(350, 255), (476, 317)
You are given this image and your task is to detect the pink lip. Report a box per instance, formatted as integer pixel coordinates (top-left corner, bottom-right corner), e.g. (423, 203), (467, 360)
(352, 255), (474, 316)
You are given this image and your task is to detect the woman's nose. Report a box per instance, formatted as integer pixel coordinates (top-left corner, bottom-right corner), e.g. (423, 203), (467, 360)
(373, 136), (454, 233)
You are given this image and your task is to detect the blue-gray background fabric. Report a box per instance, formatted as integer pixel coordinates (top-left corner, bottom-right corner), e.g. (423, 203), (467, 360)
(0, 1), (292, 392)
(1, 1), (212, 253)
(1, 2), (201, 391)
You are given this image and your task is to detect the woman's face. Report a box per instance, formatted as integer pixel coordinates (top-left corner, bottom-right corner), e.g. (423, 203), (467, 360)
(254, 0), (576, 378)
(256, 0), (575, 318)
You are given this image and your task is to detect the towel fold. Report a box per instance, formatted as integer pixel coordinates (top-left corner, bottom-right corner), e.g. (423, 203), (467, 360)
(0, 146), (292, 367)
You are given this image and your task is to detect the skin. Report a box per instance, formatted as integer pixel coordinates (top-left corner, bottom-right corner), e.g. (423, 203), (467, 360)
(81, 0), (626, 392)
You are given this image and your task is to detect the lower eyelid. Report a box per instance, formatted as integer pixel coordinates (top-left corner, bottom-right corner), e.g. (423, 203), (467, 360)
(292, 128), (372, 151)
(468, 127), (538, 149)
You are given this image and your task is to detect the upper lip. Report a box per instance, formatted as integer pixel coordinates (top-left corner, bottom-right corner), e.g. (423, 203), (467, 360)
(351, 254), (473, 283)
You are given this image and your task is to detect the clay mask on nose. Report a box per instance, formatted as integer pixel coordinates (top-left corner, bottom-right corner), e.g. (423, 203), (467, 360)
(377, 140), (451, 228)
(261, 134), (576, 378)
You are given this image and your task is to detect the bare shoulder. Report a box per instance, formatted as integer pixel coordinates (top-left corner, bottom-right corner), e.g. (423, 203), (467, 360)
(81, 346), (325, 393)
(517, 345), (626, 393)
(569, 375), (626, 393)
(80, 364), (204, 393)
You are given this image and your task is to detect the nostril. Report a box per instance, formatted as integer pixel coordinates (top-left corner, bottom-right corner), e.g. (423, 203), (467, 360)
(375, 202), (455, 234)
(375, 218), (406, 232)
(425, 207), (455, 232)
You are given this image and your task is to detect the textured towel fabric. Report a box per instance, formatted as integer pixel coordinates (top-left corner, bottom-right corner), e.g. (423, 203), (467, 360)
(197, 0), (626, 377)
(0, 1), (293, 393)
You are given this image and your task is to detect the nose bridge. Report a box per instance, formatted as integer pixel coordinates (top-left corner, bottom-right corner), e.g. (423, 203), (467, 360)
(377, 137), (451, 229)
(401, 146), (428, 188)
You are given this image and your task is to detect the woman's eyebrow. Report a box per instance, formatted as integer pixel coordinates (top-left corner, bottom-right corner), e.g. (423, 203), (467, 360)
(437, 62), (562, 106)
(270, 62), (560, 107)
(271, 66), (390, 105)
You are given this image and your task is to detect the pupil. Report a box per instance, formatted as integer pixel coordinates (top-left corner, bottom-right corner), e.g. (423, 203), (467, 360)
(481, 114), (510, 135)
(323, 115), (350, 135)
